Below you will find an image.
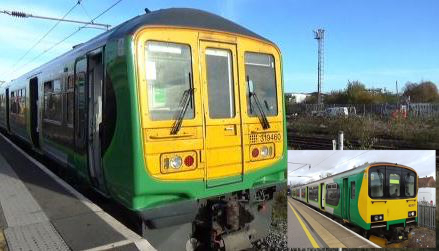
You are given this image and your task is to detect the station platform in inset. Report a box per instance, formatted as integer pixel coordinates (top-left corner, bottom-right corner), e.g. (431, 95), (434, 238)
(0, 134), (155, 251)
(287, 197), (380, 249)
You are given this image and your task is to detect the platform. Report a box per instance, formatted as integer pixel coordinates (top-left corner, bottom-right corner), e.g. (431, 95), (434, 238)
(0, 134), (155, 251)
(287, 197), (380, 248)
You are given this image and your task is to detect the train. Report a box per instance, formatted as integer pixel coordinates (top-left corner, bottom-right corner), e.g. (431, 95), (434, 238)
(0, 8), (287, 250)
(291, 162), (418, 241)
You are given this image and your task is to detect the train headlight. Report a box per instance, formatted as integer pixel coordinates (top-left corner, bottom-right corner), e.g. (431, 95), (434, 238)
(371, 214), (384, 222)
(261, 146), (269, 157)
(408, 211), (416, 217)
(170, 156), (182, 169)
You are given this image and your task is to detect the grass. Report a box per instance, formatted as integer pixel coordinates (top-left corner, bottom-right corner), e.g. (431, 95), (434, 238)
(272, 187), (287, 221)
(288, 115), (439, 149)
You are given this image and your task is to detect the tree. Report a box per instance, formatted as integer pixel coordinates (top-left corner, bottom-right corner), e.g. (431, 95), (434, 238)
(319, 172), (333, 179)
(324, 80), (399, 104)
(303, 93), (318, 104)
(403, 81), (439, 103)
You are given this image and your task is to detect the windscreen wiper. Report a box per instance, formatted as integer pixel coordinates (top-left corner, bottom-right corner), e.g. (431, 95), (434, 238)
(170, 73), (194, 135)
(247, 76), (270, 130)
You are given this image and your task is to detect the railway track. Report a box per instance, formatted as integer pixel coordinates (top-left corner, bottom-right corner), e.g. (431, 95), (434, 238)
(288, 134), (437, 150)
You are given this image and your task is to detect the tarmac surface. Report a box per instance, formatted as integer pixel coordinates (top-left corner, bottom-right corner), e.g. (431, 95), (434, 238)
(0, 134), (154, 251)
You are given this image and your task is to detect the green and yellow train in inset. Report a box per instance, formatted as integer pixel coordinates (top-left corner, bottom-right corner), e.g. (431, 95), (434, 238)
(0, 8), (286, 250)
(291, 162), (418, 241)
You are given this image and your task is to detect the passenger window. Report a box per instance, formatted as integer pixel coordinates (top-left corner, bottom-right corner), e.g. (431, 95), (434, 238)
(370, 170), (384, 198)
(245, 52), (277, 117)
(44, 80), (62, 123)
(205, 48), (235, 119)
(145, 41), (194, 121)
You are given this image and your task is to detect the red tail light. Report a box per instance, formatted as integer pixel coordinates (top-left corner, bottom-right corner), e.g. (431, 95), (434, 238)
(184, 155), (194, 166)
(252, 148), (259, 158)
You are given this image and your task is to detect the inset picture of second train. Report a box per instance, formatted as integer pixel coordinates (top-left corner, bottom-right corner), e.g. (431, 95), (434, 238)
(287, 150), (436, 249)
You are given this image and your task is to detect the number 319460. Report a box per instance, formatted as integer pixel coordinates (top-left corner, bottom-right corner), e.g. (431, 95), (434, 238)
(259, 133), (281, 143)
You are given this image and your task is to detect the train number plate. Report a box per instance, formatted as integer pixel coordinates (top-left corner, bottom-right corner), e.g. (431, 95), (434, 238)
(250, 132), (281, 144)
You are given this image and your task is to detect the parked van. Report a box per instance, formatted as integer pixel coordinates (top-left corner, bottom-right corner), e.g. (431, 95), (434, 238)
(418, 187), (436, 205)
(325, 107), (348, 117)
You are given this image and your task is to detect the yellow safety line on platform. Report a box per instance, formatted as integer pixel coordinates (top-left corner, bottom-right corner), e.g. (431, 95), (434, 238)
(288, 201), (320, 248)
(291, 199), (347, 248)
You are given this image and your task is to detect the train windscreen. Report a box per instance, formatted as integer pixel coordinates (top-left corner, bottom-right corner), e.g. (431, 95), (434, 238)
(244, 52), (278, 117)
(145, 41), (194, 121)
(369, 166), (416, 199)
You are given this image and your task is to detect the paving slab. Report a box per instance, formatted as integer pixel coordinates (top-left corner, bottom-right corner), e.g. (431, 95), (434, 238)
(0, 135), (151, 251)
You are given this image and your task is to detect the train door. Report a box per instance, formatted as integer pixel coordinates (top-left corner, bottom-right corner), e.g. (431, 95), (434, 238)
(87, 49), (106, 192)
(29, 77), (39, 147)
(306, 186), (309, 203)
(342, 178), (349, 220)
(199, 41), (244, 187)
(5, 88), (10, 131)
(74, 57), (88, 175)
(349, 181), (355, 220)
(320, 183), (325, 209)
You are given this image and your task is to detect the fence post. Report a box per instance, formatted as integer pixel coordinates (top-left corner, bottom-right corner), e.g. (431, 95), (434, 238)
(338, 131), (344, 150)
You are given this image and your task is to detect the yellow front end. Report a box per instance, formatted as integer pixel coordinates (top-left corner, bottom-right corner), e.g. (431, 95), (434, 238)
(133, 27), (284, 184)
(358, 164), (418, 230)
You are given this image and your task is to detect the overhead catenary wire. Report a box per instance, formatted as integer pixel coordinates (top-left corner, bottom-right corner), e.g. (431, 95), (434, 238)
(319, 150), (371, 173)
(312, 151), (338, 169)
(0, 1), (81, 78)
(78, 0), (93, 21)
(8, 0), (123, 78)
(287, 162), (311, 174)
(288, 150), (371, 183)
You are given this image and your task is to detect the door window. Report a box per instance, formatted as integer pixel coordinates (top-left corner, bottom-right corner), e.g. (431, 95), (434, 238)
(388, 172), (401, 198)
(205, 48), (235, 119)
(326, 183), (340, 206)
(75, 58), (87, 151)
(351, 181), (355, 199)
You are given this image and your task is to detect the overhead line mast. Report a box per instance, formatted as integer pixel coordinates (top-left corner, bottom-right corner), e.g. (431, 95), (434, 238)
(313, 28), (325, 105)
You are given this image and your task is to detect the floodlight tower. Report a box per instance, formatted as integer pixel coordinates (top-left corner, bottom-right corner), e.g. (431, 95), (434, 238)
(314, 28), (325, 105)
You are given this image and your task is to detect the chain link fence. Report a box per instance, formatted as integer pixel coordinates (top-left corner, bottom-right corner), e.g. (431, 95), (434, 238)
(286, 103), (439, 118)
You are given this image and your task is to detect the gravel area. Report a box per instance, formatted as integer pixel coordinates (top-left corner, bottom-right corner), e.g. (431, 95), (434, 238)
(254, 219), (288, 251)
(407, 226), (436, 248)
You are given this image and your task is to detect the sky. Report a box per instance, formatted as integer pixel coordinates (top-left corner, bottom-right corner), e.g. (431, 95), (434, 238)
(287, 150), (436, 186)
(0, 0), (438, 93)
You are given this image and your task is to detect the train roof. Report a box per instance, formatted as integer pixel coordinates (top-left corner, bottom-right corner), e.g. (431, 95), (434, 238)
(4, 8), (272, 84)
(292, 162), (415, 188)
(76, 7), (272, 50)
(109, 8), (272, 42)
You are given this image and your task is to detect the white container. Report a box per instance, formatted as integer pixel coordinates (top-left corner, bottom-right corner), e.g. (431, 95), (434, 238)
(418, 187), (436, 205)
